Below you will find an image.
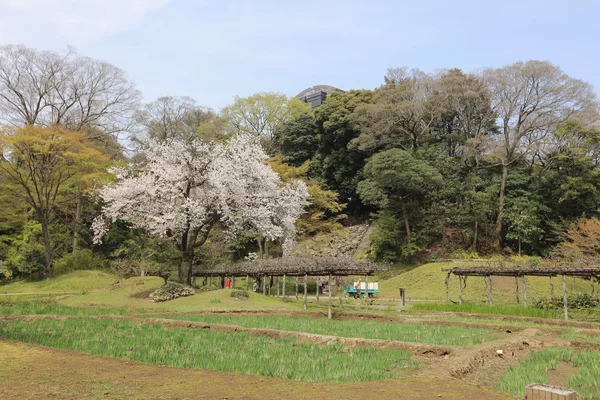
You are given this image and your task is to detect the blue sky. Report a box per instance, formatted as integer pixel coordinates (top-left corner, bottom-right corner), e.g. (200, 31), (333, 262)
(1, 0), (598, 110)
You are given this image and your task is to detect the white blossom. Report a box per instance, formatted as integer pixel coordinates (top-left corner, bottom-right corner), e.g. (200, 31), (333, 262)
(94, 135), (309, 250)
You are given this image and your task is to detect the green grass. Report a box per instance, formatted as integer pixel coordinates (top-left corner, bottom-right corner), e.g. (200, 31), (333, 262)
(0, 301), (141, 316)
(496, 347), (600, 399)
(0, 270), (117, 293)
(379, 262), (591, 302)
(412, 302), (559, 319)
(496, 347), (573, 396)
(0, 317), (417, 382)
(162, 314), (497, 345)
(415, 315), (558, 329)
(570, 350), (600, 399)
(559, 331), (600, 343)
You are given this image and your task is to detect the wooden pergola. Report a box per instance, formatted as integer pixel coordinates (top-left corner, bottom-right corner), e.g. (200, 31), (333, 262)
(443, 263), (600, 320)
(193, 256), (388, 319)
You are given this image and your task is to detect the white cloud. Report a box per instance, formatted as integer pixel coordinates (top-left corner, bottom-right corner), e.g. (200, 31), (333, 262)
(0, 0), (170, 46)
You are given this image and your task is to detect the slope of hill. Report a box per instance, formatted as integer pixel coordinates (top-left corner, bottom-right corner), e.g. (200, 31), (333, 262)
(379, 262), (591, 303)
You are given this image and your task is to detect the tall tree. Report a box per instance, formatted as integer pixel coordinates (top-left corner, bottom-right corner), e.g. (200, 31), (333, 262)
(357, 149), (442, 258)
(276, 114), (319, 167)
(0, 125), (109, 277)
(311, 89), (373, 210)
(0, 44), (141, 137)
(484, 60), (598, 250)
(221, 92), (311, 154)
(93, 135), (309, 285)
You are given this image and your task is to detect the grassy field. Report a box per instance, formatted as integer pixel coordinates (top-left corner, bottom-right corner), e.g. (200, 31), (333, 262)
(378, 262), (591, 302)
(0, 317), (417, 382)
(163, 314), (497, 345)
(496, 347), (600, 399)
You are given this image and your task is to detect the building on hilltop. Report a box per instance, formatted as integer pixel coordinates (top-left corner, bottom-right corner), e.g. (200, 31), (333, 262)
(296, 85), (344, 109)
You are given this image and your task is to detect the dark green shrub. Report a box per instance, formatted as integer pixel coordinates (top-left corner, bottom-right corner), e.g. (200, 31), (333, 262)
(54, 249), (103, 275)
(533, 293), (600, 310)
(149, 282), (195, 302)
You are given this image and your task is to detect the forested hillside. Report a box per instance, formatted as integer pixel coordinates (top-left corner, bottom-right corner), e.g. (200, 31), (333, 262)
(1, 44), (599, 283)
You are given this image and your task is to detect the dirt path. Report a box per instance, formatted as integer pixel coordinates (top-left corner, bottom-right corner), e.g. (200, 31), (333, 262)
(0, 339), (510, 400)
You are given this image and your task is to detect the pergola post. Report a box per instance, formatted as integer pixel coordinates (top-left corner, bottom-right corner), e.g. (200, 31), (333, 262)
(445, 272), (450, 302)
(303, 274), (308, 310)
(263, 275), (267, 295)
(590, 276), (595, 298)
(246, 275), (249, 290)
(550, 276), (554, 298)
(562, 274), (569, 321)
(338, 277), (343, 307)
(328, 273), (333, 319)
(523, 276), (528, 308)
(282, 274), (287, 302)
(295, 276), (299, 301)
(489, 276), (493, 306)
(458, 276), (463, 305)
(515, 276), (520, 304)
(316, 277), (320, 303)
(365, 274), (369, 311)
(276, 276), (280, 297)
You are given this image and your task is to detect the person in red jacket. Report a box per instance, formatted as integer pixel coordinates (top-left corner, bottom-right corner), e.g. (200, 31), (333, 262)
(225, 277), (231, 289)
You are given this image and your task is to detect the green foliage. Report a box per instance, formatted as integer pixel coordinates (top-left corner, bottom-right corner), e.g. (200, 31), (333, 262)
(276, 114), (318, 166)
(268, 156), (346, 236)
(311, 90), (373, 209)
(532, 293), (600, 310)
(3, 220), (46, 275)
(54, 249), (103, 275)
(149, 282), (195, 302)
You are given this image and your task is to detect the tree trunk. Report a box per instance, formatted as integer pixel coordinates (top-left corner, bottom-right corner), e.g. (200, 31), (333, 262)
(493, 163), (508, 251)
(178, 227), (200, 285)
(40, 214), (54, 278)
(472, 221), (478, 250)
(257, 238), (264, 258)
(401, 203), (411, 241)
(72, 193), (83, 253)
(518, 238), (521, 256)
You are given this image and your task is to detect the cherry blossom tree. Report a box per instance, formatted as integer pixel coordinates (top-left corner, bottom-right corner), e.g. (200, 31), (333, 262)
(93, 135), (309, 285)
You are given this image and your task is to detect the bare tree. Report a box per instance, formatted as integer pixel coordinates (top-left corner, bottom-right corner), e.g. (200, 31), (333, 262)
(0, 44), (141, 137)
(351, 67), (438, 152)
(135, 96), (226, 143)
(483, 60), (599, 250)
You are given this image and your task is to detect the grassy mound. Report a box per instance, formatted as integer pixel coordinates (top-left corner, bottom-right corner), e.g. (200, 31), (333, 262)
(0, 270), (117, 294)
(379, 262), (591, 303)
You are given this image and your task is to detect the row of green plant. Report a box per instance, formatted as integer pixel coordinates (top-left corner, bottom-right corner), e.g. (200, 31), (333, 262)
(0, 317), (417, 382)
(0, 301), (141, 316)
(496, 348), (600, 399)
(412, 302), (559, 318)
(162, 314), (496, 346)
